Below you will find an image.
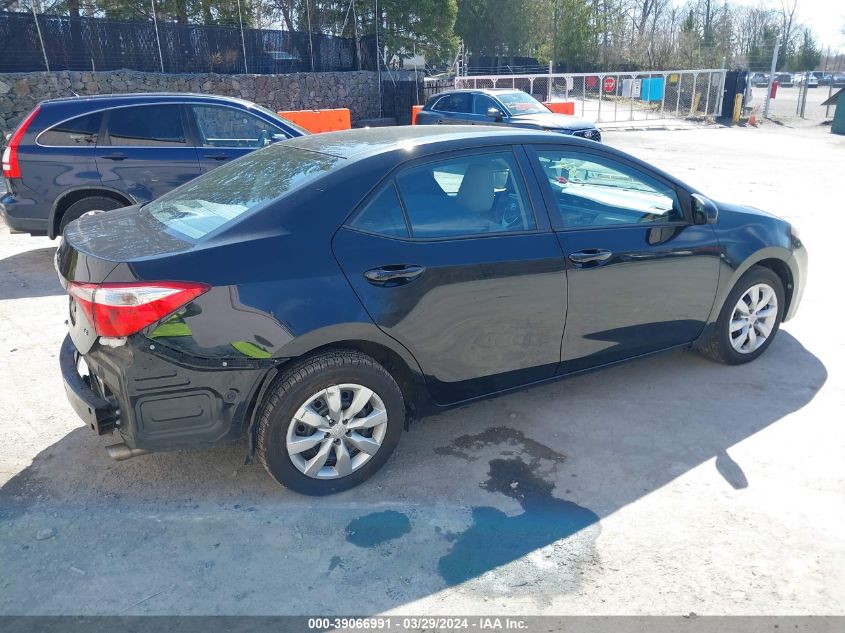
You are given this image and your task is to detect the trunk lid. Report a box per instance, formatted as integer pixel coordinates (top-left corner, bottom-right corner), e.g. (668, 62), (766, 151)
(56, 205), (196, 354)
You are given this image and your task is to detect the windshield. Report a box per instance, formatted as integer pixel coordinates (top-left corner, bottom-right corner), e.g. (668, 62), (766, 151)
(143, 144), (341, 239)
(497, 91), (549, 116)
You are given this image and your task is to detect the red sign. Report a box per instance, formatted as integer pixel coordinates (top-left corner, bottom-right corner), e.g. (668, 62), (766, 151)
(586, 75), (598, 89)
(603, 76), (616, 93)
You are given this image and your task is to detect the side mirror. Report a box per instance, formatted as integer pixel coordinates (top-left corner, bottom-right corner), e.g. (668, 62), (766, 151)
(486, 107), (504, 122)
(692, 193), (719, 225)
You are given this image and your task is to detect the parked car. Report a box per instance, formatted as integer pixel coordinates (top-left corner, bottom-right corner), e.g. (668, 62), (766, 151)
(57, 126), (807, 495)
(812, 71), (832, 86)
(0, 93), (306, 237)
(793, 73), (818, 88)
(831, 73), (845, 87)
(416, 88), (602, 142)
(750, 72), (769, 87)
(774, 72), (794, 87)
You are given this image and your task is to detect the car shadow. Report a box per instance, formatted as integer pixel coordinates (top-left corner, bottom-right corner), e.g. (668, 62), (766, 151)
(0, 246), (61, 300)
(0, 331), (827, 615)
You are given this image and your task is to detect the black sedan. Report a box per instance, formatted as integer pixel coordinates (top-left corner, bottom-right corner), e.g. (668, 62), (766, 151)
(58, 126), (807, 495)
(416, 88), (602, 142)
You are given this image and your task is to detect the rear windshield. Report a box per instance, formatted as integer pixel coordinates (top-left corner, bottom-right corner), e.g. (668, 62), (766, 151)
(143, 144), (341, 239)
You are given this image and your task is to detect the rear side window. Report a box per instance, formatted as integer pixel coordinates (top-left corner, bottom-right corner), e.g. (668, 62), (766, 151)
(432, 93), (472, 113)
(144, 144), (341, 239)
(395, 152), (536, 238)
(107, 105), (187, 146)
(348, 183), (409, 237)
(39, 112), (102, 147)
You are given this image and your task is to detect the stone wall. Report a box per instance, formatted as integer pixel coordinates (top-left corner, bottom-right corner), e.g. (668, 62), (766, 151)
(0, 69), (381, 134)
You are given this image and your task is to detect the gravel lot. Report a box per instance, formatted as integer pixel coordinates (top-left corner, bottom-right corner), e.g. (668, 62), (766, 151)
(1, 120), (843, 616)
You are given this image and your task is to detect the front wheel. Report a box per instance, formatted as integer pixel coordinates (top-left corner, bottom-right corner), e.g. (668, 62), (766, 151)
(256, 350), (405, 495)
(699, 266), (785, 365)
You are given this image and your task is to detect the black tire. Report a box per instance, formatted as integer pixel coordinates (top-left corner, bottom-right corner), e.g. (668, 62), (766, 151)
(699, 265), (785, 365)
(59, 196), (124, 234)
(256, 349), (405, 495)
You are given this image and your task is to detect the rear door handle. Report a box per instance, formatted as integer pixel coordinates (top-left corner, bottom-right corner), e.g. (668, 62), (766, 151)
(101, 153), (127, 161)
(568, 249), (613, 264)
(364, 265), (425, 285)
(204, 153), (230, 161)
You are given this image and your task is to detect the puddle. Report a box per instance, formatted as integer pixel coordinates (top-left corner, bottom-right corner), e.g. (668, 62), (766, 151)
(437, 458), (599, 586)
(345, 510), (411, 548)
(434, 426), (566, 466)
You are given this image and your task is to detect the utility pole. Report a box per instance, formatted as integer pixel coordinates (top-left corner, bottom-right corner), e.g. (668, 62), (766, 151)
(763, 36), (780, 118)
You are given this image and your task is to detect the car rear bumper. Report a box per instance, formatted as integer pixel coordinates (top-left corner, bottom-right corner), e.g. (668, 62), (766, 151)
(60, 334), (271, 452)
(0, 192), (49, 235)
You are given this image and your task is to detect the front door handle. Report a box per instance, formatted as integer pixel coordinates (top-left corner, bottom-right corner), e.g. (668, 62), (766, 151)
(364, 265), (426, 286)
(204, 153), (230, 161)
(101, 152), (127, 161)
(569, 249), (613, 264)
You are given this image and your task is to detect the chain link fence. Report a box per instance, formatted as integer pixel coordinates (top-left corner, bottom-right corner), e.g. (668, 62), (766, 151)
(0, 11), (375, 74)
(755, 73), (840, 123)
(457, 70), (726, 124)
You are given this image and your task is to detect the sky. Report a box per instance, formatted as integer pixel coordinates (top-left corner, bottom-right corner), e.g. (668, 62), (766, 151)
(735, 0), (845, 51)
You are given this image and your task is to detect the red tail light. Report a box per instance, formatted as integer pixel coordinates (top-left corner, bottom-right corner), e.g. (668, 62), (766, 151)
(67, 281), (209, 338)
(2, 105), (40, 179)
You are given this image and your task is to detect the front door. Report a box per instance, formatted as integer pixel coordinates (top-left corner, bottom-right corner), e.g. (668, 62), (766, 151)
(333, 148), (567, 405)
(527, 145), (721, 373)
(96, 104), (200, 204)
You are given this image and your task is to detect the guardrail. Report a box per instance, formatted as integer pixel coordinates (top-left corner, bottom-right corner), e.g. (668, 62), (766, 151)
(456, 69), (727, 124)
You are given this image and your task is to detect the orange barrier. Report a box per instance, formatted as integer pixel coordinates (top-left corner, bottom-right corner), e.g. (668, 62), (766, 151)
(411, 105), (423, 125)
(543, 101), (575, 115)
(277, 108), (351, 133)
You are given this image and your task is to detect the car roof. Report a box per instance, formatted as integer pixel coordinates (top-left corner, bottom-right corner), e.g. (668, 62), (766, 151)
(285, 125), (584, 160)
(39, 92), (258, 108)
(432, 88), (529, 97)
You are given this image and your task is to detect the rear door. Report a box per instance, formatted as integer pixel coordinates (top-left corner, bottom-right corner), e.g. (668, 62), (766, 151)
(527, 144), (721, 373)
(332, 147), (568, 405)
(187, 104), (291, 172)
(96, 104), (200, 204)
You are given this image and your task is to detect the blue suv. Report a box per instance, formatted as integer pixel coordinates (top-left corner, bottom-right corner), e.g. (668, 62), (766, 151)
(1, 93), (306, 237)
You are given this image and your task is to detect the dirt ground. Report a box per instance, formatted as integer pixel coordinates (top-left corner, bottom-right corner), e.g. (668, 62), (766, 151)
(1, 119), (843, 616)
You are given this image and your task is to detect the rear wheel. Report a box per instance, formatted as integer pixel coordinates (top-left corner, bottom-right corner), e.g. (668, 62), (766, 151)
(699, 266), (784, 365)
(256, 350), (404, 495)
(59, 196), (124, 234)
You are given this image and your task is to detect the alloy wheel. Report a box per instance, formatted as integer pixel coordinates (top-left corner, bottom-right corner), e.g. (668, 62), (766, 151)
(285, 384), (388, 479)
(729, 283), (778, 354)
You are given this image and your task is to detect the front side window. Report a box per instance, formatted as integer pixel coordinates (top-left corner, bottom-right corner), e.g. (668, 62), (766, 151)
(192, 105), (287, 148)
(107, 105), (187, 147)
(472, 94), (502, 116)
(395, 152), (536, 238)
(533, 149), (683, 227)
(39, 112), (102, 147)
(432, 93), (472, 113)
(144, 145), (341, 239)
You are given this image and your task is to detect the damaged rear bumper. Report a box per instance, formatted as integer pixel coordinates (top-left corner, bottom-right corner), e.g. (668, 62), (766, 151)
(60, 334), (274, 453)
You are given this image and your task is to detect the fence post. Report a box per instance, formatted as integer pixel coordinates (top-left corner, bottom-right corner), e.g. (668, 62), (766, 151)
(763, 36), (781, 118)
(31, 6), (50, 72)
(547, 60), (553, 102)
(675, 73), (682, 115)
(689, 73), (697, 116)
(236, 0), (248, 73)
(660, 73), (666, 117)
(597, 74), (603, 122)
(150, 0), (164, 73)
